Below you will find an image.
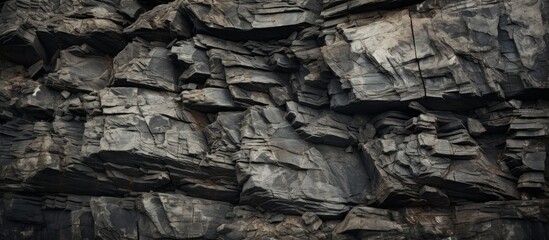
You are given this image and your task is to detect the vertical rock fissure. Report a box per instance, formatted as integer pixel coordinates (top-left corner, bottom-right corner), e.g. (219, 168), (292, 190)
(408, 10), (427, 98)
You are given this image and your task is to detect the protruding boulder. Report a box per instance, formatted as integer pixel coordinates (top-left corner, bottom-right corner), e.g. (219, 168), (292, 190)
(124, 0), (192, 42)
(235, 106), (370, 217)
(113, 40), (178, 92)
(44, 45), (113, 93)
(183, 0), (322, 40)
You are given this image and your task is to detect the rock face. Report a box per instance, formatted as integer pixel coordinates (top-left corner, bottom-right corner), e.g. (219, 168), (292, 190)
(1, 0), (549, 239)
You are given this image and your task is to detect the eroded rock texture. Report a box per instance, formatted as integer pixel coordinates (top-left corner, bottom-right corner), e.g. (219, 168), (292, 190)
(1, 0), (549, 239)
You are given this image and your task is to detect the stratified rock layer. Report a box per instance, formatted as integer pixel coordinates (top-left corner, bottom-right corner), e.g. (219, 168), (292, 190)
(1, 0), (549, 239)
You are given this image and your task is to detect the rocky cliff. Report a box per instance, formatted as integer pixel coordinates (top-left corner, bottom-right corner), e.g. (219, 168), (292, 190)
(0, 0), (549, 239)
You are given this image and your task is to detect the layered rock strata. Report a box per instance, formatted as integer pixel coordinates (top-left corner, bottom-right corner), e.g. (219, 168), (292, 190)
(1, 0), (549, 239)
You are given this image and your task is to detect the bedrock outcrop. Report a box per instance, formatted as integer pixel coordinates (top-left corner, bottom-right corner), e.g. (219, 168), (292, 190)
(1, 0), (549, 239)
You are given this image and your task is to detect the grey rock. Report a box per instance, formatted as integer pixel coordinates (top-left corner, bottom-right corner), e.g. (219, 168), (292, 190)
(228, 85), (275, 108)
(45, 2), (129, 55)
(181, 88), (238, 112)
(333, 206), (409, 239)
(291, 71), (330, 108)
(290, 33), (336, 89)
(322, 10), (423, 111)
(91, 197), (138, 239)
(44, 45), (113, 93)
(302, 212), (323, 231)
(453, 200), (549, 239)
(183, 0), (322, 40)
(136, 192), (232, 239)
(285, 101), (367, 147)
(362, 104), (519, 206)
(0, 0), (135, 67)
(322, 0), (549, 111)
(1, 0), (549, 239)
(113, 40), (178, 92)
(91, 193), (234, 240)
(235, 106), (369, 217)
(82, 87), (239, 201)
(333, 200), (549, 240)
(419, 185), (450, 208)
(3, 192), (549, 240)
(0, 65), (63, 118)
(0, 117), (118, 195)
(124, 0), (192, 42)
(477, 100), (549, 196)
(170, 40), (211, 84)
(0, 193), (96, 240)
(217, 206), (334, 240)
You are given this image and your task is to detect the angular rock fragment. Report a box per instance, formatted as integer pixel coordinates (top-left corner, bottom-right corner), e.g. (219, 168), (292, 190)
(183, 0), (322, 40)
(93, 193), (235, 240)
(285, 101), (367, 147)
(47, 3), (129, 54)
(82, 87), (239, 201)
(476, 100), (549, 196)
(44, 45), (113, 93)
(124, 0), (192, 42)
(0, 0), (58, 66)
(217, 206), (335, 240)
(0, 193), (234, 240)
(0, 65), (63, 118)
(322, 10), (423, 111)
(181, 88), (238, 112)
(0, 193), (96, 240)
(290, 29), (336, 89)
(362, 104), (519, 206)
(0, 117), (118, 195)
(1, 0), (549, 238)
(321, 0), (549, 112)
(170, 40), (211, 84)
(91, 197), (139, 239)
(454, 200), (549, 239)
(0, 0), (142, 67)
(235, 106), (370, 217)
(113, 40), (178, 92)
(333, 206), (409, 239)
(228, 85), (275, 108)
(136, 193), (232, 239)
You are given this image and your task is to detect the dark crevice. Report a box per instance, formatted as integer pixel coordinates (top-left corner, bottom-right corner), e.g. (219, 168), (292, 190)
(408, 10), (427, 100)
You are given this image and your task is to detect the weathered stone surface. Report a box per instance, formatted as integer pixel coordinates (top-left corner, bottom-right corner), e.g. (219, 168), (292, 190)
(113, 40), (178, 92)
(79, 87), (241, 201)
(362, 103), (519, 206)
(0, 64), (64, 118)
(170, 39), (211, 84)
(476, 99), (549, 197)
(137, 193), (232, 239)
(3, 192), (549, 240)
(1, 0), (549, 239)
(453, 200), (549, 239)
(44, 45), (113, 93)
(181, 88), (238, 112)
(0, 117), (118, 195)
(0, 192), (233, 240)
(218, 206), (336, 240)
(183, 0), (322, 40)
(124, 0), (191, 42)
(286, 101), (367, 147)
(0, 0), (137, 68)
(334, 200), (549, 240)
(235, 106), (369, 217)
(322, 0), (549, 112)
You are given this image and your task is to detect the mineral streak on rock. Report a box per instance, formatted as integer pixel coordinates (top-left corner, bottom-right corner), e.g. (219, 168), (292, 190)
(1, 0), (549, 239)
